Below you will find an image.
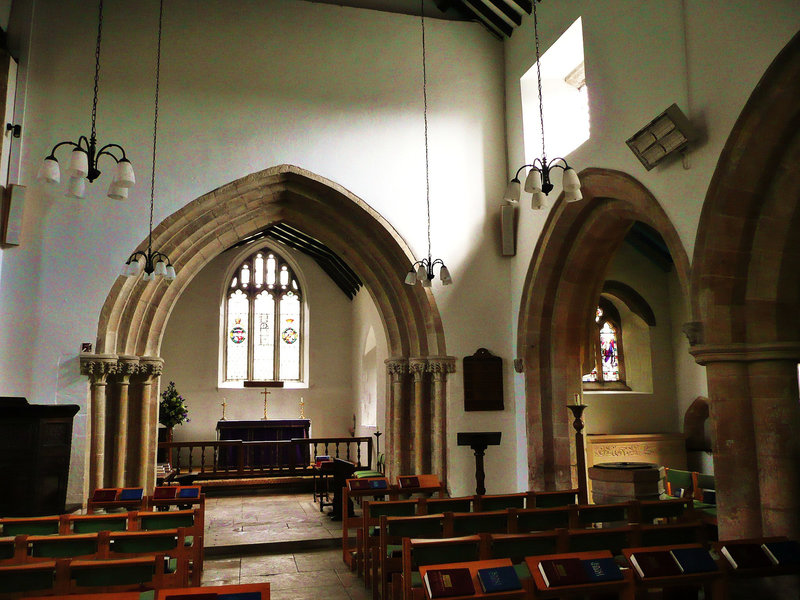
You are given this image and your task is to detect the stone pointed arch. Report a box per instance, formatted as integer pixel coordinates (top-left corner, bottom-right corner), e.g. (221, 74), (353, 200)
(82, 165), (453, 492)
(690, 31), (800, 540)
(516, 168), (690, 492)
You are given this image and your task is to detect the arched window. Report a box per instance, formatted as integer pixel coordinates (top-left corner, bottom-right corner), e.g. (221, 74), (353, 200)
(582, 297), (629, 389)
(224, 248), (303, 382)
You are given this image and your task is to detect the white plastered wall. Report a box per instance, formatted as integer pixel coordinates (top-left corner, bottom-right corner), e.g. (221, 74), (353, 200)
(0, 0), (510, 503)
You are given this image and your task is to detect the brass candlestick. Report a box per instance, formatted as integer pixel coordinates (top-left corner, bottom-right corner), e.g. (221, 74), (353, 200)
(220, 398), (227, 421)
(299, 397), (305, 419)
(261, 388), (270, 420)
(567, 400), (589, 505)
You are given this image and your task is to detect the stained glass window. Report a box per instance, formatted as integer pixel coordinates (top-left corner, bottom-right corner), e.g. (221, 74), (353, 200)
(224, 248), (303, 382)
(582, 297), (626, 387)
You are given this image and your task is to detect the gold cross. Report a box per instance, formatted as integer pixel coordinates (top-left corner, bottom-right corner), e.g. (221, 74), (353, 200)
(261, 388), (271, 420)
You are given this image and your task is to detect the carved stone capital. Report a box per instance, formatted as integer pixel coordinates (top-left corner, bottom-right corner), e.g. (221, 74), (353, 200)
(113, 355), (140, 381)
(690, 342), (800, 365)
(682, 321), (704, 347)
(138, 356), (165, 380)
(80, 354), (119, 383)
(409, 358), (428, 381)
(427, 356), (456, 381)
(385, 358), (408, 377)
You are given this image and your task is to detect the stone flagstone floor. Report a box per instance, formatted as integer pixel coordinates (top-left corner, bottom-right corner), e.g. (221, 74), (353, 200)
(202, 491), (370, 600)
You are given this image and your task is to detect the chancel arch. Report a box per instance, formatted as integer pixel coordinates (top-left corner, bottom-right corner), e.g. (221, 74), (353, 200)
(516, 168), (691, 492)
(690, 31), (800, 540)
(80, 165), (454, 493)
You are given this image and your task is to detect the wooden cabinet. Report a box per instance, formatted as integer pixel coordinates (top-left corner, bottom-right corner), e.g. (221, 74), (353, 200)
(0, 397), (79, 516)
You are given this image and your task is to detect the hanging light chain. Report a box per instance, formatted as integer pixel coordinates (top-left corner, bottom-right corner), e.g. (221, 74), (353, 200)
(421, 0), (431, 263)
(533, 0), (546, 165)
(90, 0), (104, 145)
(149, 0), (164, 253)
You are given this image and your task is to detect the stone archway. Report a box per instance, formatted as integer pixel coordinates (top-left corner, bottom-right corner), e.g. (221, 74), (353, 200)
(80, 165), (454, 492)
(690, 31), (800, 539)
(517, 168), (691, 492)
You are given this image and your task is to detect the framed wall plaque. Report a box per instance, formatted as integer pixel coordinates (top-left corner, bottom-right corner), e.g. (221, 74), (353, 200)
(463, 348), (503, 411)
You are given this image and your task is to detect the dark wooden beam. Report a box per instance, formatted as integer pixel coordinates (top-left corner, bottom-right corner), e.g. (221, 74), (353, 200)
(485, 0), (522, 26)
(458, 0), (513, 37)
(508, 0), (532, 15)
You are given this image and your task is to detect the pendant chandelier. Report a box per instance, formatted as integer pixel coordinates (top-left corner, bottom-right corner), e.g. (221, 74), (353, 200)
(37, 0), (135, 200)
(504, 0), (582, 208)
(404, 0), (452, 288)
(122, 0), (175, 282)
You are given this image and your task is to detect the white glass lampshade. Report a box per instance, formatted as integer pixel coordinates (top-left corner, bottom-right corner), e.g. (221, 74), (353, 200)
(38, 157), (61, 184)
(562, 167), (581, 192)
(165, 265), (177, 281)
(416, 263), (427, 282)
(126, 260), (142, 277)
(440, 265), (453, 285)
(114, 159), (135, 188)
(531, 190), (547, 210)
(503, 178), (521, 203)
(421, 276), (432, 288)
(565, 188), (583, 203)
(404, 270), (417, 285)
(66, 176), (86, 199)
(107, 182), (128, 200)
(154, 260), (167, 277)
(68, 148), (89, 178)
(524, 168), (543, 193)
(121, 262), (132, 277)
(143, 270), (154, 282)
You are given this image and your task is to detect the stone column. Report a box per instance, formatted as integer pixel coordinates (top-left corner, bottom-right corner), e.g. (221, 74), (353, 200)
(385, 358), (408, 480)
(137, 358), (164, 491)
(409, 358), (428, 474)
(428, 357), (455, 485)
(748, 359), (800, 538)
(113, 357), (139, 487)
(79, 354), (119, 492)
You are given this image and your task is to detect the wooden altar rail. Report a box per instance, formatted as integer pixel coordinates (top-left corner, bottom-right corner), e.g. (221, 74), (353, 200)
(158, 436), (373, 479)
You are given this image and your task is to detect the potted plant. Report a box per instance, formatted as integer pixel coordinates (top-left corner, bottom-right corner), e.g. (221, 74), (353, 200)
(159, 381), (190, 443)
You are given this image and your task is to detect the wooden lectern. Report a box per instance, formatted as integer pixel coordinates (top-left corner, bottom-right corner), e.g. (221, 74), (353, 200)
(457, 431), (501, 495)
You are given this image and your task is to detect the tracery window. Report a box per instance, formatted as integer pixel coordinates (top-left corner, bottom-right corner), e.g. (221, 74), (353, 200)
(224, 248), (302, 382)
(582, 297), (628, 389)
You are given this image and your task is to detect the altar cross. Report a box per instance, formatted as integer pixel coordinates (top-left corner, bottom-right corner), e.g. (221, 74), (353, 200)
(243, 380), (285, 420)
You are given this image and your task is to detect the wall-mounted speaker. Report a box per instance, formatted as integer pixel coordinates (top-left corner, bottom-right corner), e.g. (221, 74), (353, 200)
(501, 204), (516, 256)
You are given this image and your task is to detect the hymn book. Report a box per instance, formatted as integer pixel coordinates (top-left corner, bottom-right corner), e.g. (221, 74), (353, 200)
(669, 547), (718, 574)
(538, 558), (587, 586)
(720, 543), (773, 569)
(628, 550), (682, 578)
(477, 565), (522, 592)
(423, 567), (475, 598)
(399, 476), (421, 488)
(582, 557), (624, 582)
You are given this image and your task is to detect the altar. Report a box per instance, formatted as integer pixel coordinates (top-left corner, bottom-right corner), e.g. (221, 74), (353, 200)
(216, 419), (311, 468)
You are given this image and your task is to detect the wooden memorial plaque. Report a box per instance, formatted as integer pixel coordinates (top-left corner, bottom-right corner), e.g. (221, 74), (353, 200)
(463, 348), (503, 411)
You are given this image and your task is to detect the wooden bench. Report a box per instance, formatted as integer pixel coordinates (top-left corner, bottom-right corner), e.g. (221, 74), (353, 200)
(87, 488), (146, 514)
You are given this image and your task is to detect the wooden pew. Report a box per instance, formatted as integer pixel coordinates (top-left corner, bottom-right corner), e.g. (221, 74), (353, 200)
(359, 499), (417, 586)
(0, 516), (63, 537)
(342, 477), (394, 572)
(474, 492), (532, 512)
(527, 549), (636, 599)
(509, 506), (572, 533)
(107, 529), (192, 586)
(623, 543), (726, 599)
(396, 474), (446, 498)
(531, 488), (579, 508)
(86, 487), (146, 514)
(401, 535), (482, 600)
(147, 486), (205, 512)
(376, 514), (446, 600)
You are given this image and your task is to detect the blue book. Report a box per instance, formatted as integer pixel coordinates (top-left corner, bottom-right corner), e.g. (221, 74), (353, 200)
(369, 479), (388, 489)
(670, 547), (718, 574)
(582, 557), (623, 582)
(477, 565), (522, 592)
(178, 487), (200, 498)
(761, 540), (800, 566)
(119, 487), (143, 501)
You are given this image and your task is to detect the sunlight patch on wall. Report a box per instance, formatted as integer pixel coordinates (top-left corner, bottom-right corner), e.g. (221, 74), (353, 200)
(520, 17), (589, 162)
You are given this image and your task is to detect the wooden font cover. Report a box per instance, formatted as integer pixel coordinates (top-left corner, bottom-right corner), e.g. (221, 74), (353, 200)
(463, 348), (503, 411)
